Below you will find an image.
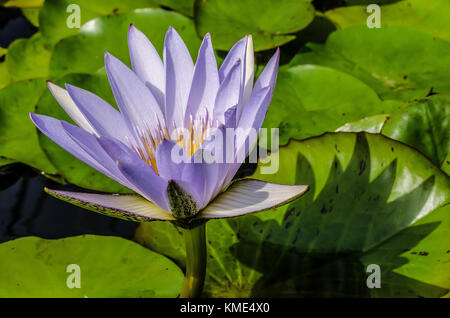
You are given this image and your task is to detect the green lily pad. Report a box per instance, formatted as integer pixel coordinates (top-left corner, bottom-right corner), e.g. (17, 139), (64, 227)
(49, 8), (201, 78)
(194, 0), (315, 51)
(3, 0), (43, 7)
(39, 0), (159, 44)
(0, 79), (57, 173)
(0, 60), (12, 89)
(289, 26), (450, 101)
(0, 235), (183, 297)
(361, 203), (450, 297)
(137, 132), (450, 297)
(135, 221), (186, 269)
(261, 64), (400, 147)
(36, 72), (130, 193)
(382, 95), (450, 167)
(327, 0), (450, 43)
(6, 32), (53, 81)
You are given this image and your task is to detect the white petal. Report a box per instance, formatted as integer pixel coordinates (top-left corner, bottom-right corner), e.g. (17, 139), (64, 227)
(242, 34), (254, 107)
(164, 26), (194, 131)
(47, 82), (95, 134)
(200, 179), (308, 219)
(46, 189), (174, 221)
(128, 25), (165, 109)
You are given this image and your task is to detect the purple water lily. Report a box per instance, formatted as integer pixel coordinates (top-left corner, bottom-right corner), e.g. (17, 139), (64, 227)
(30, 26), (307, 226)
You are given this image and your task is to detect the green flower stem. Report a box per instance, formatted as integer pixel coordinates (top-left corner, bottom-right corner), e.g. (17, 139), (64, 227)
(180, 223), (206, 298)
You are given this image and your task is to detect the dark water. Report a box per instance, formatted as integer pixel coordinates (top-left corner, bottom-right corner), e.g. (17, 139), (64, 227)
(0, 164), (138, 243)
(0, 7), (37, 48)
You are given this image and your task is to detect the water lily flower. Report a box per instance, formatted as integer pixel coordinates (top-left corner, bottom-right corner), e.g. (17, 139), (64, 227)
(30, 25), (308, 297)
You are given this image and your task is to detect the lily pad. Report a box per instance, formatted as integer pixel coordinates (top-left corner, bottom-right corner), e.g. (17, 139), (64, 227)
(327, 0), (450, 43)
(382, 95), (450, 167)
(0, 60), (12, 89)
(3, 0), (43, 7)
(6, 32), (53, 81)
(0, 235), (183, 297)
(36, 72), (130, 193)
(39, 0), (159, 44)
(135, 221), (186, 269)
(0, 79), (57, 173)
(261, 64), (399, 147)
(49, 8), (201, 78)
(137, 132), (450, 297)
(194, 0), (315, 51)
(361, 203), (450, 297)
(289, 26), (450, 101)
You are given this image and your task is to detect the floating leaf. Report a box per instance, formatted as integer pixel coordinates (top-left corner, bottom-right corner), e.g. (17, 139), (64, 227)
(289, 26), (450, 101)
(135, 221), (185, 269)
(261, 64), (400, 147)
(6, 32), (53, 81)
(49, 8), (201, 78)
(39, 0), (159, 44)
(327, 0), (450, 43)
(0, 61), (12, 89)
(137, 132), (450, 297)
(0, 235), (183, 297)
(0, 79), (57, 173)
(361, 203), (450, 297)
(195, 0), (315, 51)
(3, 0), (43, 7)
(382, 95), (450, 167)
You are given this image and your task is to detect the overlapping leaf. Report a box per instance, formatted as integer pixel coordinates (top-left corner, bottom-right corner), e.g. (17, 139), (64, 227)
(195, 0), (315, 51)
(261, 64), (400, 147)
(0, 79), (57, 173)
(289, 26), (450, 101)
(327, 0), (450, 43)
(39, 0), (159, 44)
(382, 95), (450, 167)
(6, 32), (52, 81)
(49, 8), (201, 78)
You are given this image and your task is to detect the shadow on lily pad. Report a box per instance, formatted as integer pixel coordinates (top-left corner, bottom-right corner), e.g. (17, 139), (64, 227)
(227, 133), (448, 297)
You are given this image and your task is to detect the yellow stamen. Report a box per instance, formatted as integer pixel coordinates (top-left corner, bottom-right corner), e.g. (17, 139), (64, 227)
(130, 110), (217, 174)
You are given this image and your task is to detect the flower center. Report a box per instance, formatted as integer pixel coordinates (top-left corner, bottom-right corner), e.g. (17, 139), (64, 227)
(129, 110), (218, 174)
